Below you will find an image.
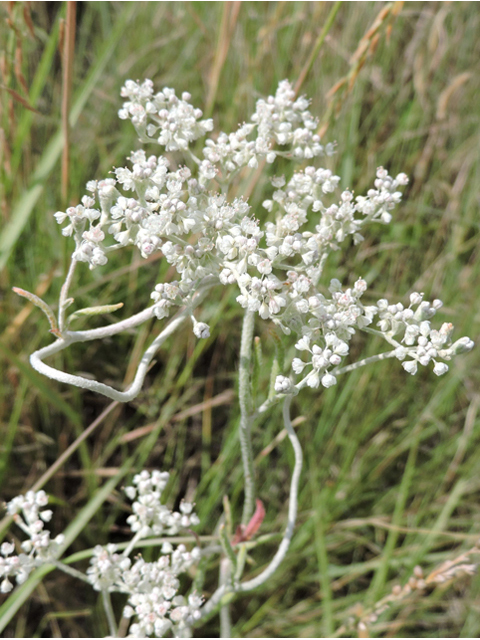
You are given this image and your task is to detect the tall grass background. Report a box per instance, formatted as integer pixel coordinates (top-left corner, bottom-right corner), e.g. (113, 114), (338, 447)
(0, 2), (479, 637)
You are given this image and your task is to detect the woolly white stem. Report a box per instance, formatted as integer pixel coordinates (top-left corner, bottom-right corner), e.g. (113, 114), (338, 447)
(331, 349), (398, 376)
(239, 395), (302, 591)
(30, 283), (214, 402)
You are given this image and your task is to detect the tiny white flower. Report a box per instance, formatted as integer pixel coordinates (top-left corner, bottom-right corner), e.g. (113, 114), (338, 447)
(402, 360), (418, 375)
(321, 373), (337, 388)
(193, 321), (210, 339)
(433, 362), (449, 376)
(274, 375), (293, 393)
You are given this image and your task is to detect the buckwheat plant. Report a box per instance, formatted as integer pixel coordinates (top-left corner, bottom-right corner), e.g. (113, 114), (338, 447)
(9, 79), (474, 636)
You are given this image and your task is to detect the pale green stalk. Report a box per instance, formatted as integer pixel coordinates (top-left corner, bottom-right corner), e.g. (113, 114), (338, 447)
(219, 557), (232, 638)
(102, 589), (117, 637)
(238, 309), (256, 525)
(58, 257), (77, 333)
(199, 394), (303, 618)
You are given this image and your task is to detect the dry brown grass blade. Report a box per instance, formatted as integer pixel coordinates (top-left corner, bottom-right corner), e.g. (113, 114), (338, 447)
(0, 401), (119, 536)
(335, 543), (480, 638)
(0, 85), (39, 113)
(22, 3), (36, 40)
(14, 42), (28, 96)
(436, 71), (472, 121)
(119, 389), (235, 444)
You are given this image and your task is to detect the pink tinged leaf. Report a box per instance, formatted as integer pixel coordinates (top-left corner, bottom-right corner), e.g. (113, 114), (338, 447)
(243, 499), (266, 541)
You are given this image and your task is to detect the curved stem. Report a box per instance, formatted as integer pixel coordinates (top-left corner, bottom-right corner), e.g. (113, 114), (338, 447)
(238, 309), (256, 526)
(30, 310), (188, 402)
(239, 395), (302, 591)
(30, 282), (214, 402)
(200, 394), (303, 618)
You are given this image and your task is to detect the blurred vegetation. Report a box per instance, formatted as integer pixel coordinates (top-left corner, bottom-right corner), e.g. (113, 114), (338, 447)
(0, 1), (479, 637)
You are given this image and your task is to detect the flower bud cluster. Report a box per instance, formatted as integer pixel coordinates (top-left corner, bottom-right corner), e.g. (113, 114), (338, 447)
(87, 543), (202, 637)
(281, 277), (368, 389)
(122, 550), (203, 638)
(2, 472), (203, 637)
(1, 491), (65, 593)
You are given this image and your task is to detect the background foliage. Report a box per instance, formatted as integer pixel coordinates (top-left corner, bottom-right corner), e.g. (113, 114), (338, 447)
(0, 2), (479, 637)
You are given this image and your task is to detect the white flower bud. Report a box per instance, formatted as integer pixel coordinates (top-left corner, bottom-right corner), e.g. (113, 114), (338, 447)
(274, 375), (293, 394)
(433, 362), (449, 376)
(451, 337), (474, 355)
(402, 360), (418, 375)
(321, 373), (337, 388)
(193, 321), (210, 339)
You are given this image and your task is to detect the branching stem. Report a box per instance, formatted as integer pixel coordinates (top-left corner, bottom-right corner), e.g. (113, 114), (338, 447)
(30, 280), (214, 402)
(101, 589), (117, 637)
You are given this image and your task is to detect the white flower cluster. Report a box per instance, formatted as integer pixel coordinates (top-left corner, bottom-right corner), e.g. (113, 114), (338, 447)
(86, 470), (202, 638)
(123, 469), (200, 537)
(376, 292), (475, 376)
(53, 79), (473, 385)
(286, 287), (474, 390)
(118, 80), (214, 151)
(88, 543), (202, 638)
(2, 472), (203, 637)
(290, 277), (370, 388)
(1, 491), (64, 593)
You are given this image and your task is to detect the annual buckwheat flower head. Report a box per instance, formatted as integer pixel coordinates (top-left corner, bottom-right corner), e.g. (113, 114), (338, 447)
(50, 78), (473, 394)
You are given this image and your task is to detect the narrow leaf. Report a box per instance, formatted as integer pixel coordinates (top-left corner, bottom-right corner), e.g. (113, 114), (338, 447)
(67, 302), (124, 326)
(12, 287), (61, 337)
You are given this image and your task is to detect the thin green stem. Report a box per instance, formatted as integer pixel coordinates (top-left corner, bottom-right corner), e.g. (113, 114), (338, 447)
(52, 560), (90, 584)
(219, 557), (232, 638)
(238, 309), (256, 526)
(58, 257), (77, 333)
(101, 589), (117, 637)
(294, 1), (343, 95)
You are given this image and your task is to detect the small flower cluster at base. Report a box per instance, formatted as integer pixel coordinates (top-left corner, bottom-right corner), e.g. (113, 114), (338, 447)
(86, 470), (202, 638)
(88, 543), (202, 638)
(2, 472), (203, 638)
(1, 491), (65, 593)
